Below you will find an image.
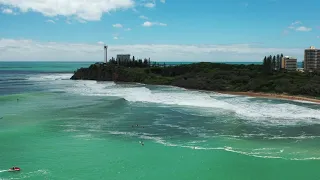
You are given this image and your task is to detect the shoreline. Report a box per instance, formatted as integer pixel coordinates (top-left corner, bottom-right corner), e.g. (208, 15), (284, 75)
(216, 91), (320, 104)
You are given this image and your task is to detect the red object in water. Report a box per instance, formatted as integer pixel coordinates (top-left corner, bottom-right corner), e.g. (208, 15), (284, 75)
(9, 167), (20, 172)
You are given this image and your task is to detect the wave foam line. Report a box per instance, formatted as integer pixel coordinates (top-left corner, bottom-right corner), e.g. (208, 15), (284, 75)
(76, 80), (320, 122)
(27, 74), (73, 81)
(30, 74), (320, 125)
(107, 130), (320, 161)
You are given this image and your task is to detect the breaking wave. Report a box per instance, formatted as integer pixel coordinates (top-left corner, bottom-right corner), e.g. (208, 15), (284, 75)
(25, 74), (320, 125)
(26, 73), (320, 161)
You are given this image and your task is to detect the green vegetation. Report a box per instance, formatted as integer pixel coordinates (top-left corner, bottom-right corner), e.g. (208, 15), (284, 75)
(262, 53), (283, 73)
(71, 62), (320, 98)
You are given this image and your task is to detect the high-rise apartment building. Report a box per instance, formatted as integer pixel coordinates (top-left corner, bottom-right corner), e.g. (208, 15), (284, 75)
(304, 46), (320, 72)
(116, 54), (131, 65)
(282, 56), (297, 71)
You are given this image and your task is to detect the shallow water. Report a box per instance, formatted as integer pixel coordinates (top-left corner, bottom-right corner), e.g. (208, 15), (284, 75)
(1, 62), (320, 180)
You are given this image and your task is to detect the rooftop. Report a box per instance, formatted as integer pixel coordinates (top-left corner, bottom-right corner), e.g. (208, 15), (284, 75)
(306, 46), (318, 50)
(117, 54), (131, 56)
(284, 56), (296, 59)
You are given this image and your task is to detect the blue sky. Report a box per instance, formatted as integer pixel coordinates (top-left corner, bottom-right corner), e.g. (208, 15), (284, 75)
(0, 0), (319, 62)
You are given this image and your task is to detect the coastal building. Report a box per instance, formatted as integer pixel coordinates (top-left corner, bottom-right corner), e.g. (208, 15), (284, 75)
(282, 56), (297, 71)
(280, 57), (285, 69)
(116, 54), (131, 64)
(304, 46), (320, 72)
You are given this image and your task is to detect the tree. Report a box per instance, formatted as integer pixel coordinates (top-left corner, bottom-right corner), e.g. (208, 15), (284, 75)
(267, 56), (272, 73)
(280, 54), (284, 69)
(143, 58), (148, 67)
(276, 54), (280, 70)
(110, 57), (116, 64)
(272, 56), (276, 70)
(276, 59), (280, 70)
(138, 59), (143, 67)
(133, 56), (135, 62)
(263, 56), (267, 73)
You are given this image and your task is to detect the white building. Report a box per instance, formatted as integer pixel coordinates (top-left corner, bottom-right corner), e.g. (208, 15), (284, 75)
(282, 56), (297, 71)
(104, 45), (108, 63)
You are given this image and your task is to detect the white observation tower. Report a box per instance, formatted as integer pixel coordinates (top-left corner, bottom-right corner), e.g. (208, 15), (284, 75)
(104, 45), (108, 63)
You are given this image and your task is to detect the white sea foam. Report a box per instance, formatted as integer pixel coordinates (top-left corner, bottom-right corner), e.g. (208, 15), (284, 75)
(73, 133), (105, 141)
(68, 80), (320, 124)
(28, 74), (320, 125)
(292, 100), (319, 104)
(108, 130), (320, 160)
(27, 73), (73, 81)
(266, 135), (320, 140)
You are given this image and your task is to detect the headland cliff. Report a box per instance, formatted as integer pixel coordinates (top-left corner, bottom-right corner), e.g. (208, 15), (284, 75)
(71, 62), (320, 102)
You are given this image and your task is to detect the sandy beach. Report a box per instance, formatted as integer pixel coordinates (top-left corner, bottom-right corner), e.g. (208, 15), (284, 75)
(217, 91), (320, 104)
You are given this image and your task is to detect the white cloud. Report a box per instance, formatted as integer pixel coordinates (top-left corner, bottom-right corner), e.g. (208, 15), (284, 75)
(144, 2), (155, 8)
(139, 15), (148, 19)
(113, 37), (119, 40)
(0, 38), (305, 62)
(286, 21), (312, 33)
(158, 23), (167, 26)
(160, 0), (165, 3)
(113, 23), (123, 28)
(291, 21), (301, 26)
(0, 0), (135, 21)
(125, 28), (131, 31)
(142, 21), (166, 27)
(97, 41), (105, 45)
(295, 26), (312, 32)
(142, 21), (153, 27)
(45, 19), (55, 24)
(2, 8), (13, 14)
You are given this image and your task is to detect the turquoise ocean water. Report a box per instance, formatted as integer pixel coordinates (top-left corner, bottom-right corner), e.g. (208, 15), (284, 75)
(0, 61), (319, 180)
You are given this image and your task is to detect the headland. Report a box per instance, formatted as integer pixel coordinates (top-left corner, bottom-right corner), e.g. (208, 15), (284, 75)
(71, 61), (320, 103)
